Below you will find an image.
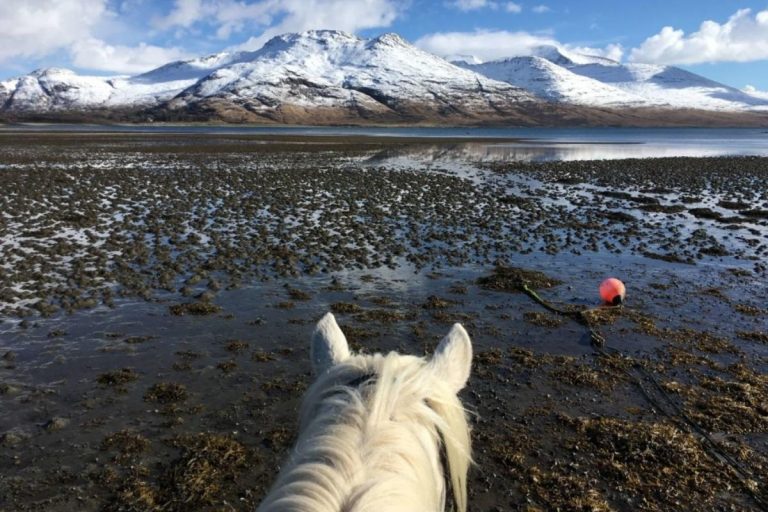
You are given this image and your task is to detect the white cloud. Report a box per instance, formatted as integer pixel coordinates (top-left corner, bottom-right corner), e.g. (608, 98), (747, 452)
(70, 38), (191, 74)
(234, 0), (402, 51)
(449, 0), (492, 10)
(568, 43), (624, 62)
(152, 0), (207, 30)
(414, 29), (622, 63)
(630, 8), (768, 65)
(532, 5), (551, 13)
(0, 0), (108, 61)
(153, 0), (274, 37)
(743, 85), (768, 100)
(154, 0), (402, 48)
(447, 0), (521, 11)
(416, 30), (558, 62)
(0, 0), (194, 75)
(0, 0), (403, 76)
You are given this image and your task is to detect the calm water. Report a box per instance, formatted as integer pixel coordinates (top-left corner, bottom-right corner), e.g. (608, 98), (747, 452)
(3, 124), (768, 161)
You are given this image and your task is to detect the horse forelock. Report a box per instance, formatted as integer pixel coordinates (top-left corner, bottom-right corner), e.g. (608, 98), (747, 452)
(258, 351), (471, 512)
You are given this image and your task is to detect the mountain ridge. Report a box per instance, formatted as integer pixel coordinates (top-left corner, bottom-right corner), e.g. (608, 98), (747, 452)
(457, 44), (768, 113)
(1, 30), (767, 127)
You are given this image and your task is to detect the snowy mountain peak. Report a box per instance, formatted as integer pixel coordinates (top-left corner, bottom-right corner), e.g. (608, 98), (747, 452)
(371, 32), (408, 47)
(29, 67), (78, 78)
(462, 44), (768, 112)
(267, 29), (362, 48)
(171, 28), (537, 121)
(448, 55), (483, 66)
(135, 51), (249, 82)
(531, 45), (619, 67)
(1, 30), (767, 123)
(456, 55), (646, 107)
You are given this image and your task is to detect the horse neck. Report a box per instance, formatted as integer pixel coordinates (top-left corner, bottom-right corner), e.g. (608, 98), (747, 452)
(258, 355), (456, 512)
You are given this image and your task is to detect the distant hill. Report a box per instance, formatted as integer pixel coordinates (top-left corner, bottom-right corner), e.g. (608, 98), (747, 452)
(2, 31), (767, 126)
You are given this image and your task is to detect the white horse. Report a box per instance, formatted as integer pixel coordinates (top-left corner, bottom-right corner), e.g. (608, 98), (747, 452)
(258, 312), (473, 512)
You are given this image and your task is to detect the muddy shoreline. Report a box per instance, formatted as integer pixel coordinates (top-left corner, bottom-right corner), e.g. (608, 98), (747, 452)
(1, 134), (767, 511)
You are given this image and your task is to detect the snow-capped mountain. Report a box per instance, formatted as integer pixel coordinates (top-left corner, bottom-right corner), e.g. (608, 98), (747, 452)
(0, 31), (544, 124)
(134, 51), (255, 83)
(454, 55), (647, 107)
(1, 32), (767, 125)
(743, 86), (768, 101)
(458, 45), (768, 112)
(161, 31), (542, 123)
(531, 45), (619, 67)
(0, 66), (202, 111)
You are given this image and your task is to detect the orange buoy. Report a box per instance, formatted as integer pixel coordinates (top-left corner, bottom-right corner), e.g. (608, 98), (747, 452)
(600, 278), (626, 305)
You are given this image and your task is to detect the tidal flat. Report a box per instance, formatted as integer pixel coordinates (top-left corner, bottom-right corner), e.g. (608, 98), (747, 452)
(0, 132), (767, 511)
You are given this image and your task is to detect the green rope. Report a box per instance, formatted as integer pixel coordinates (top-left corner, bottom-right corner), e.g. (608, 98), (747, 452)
(521, 283), (616, 347)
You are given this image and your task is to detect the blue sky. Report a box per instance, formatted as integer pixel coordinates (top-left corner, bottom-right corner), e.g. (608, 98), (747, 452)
(2, 0), (768, 92)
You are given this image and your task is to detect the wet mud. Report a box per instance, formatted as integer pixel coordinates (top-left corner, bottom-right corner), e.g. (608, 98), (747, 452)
(0, 132), (767, 511)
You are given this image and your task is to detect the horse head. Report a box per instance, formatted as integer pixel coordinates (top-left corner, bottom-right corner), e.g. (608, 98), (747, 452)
(258, 312), (473, 512)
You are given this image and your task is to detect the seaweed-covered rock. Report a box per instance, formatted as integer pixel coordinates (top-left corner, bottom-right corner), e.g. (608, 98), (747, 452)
(477, 265), (562, 292)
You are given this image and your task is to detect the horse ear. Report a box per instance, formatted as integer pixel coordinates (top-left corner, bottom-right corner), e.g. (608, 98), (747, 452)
(429, 323), (472, 393)
(311, 312), (351, 374)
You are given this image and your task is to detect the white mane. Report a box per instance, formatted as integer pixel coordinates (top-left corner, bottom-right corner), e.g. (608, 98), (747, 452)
(258, 313), (473, 512)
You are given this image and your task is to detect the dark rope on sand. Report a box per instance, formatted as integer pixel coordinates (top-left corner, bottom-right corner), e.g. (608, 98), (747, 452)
(520, 283), (768, 511)
(521, 283), (610, 346)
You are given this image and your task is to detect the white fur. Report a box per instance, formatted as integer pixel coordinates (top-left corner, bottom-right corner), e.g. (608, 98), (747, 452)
(258, 313), (473, 512)
(311, 312), (352, 374)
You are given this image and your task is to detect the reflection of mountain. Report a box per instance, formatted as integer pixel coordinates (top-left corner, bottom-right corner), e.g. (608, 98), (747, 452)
(360, 140), (768, 164)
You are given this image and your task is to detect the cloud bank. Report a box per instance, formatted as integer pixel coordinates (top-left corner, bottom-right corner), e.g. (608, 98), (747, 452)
(630, 8), (768, 64)
(0, 0), (190, 74)
(415, 29), (622, 63)
(1, 2), (767, 77)
(154, 0), (403, 50)
(0, 0), (402, 74)
(71, 39), (190, 75)
(0, 0), (107, 61)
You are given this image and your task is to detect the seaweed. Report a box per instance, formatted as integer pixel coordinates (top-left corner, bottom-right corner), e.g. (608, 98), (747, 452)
(169, 302), (221, 316)
(144, 383), (188, 404)
(331, 302), (363, 314)
(97, 368), (139, 386)
(477, 265), (562, 293)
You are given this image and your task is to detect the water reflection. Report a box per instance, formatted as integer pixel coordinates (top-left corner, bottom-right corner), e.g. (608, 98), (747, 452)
(362, 140), (768, 164)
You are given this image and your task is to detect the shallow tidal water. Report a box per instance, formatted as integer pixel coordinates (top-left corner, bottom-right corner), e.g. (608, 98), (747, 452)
(1, 132), (767, 511)
(3, 124), (768, 161)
